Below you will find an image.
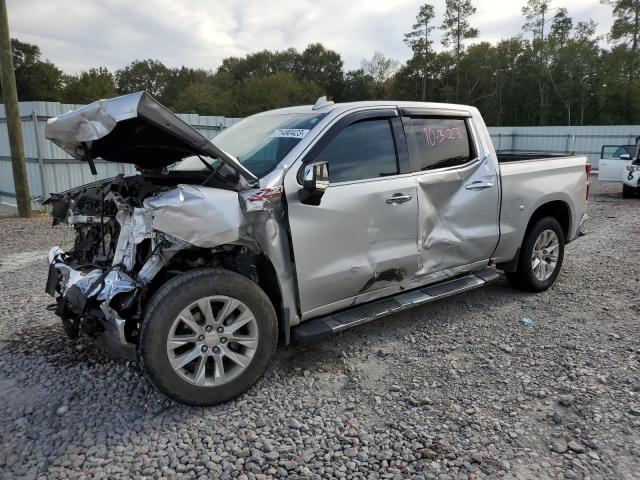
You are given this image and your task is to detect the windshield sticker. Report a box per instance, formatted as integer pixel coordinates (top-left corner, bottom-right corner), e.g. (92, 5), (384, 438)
(270, 129), (310, 139)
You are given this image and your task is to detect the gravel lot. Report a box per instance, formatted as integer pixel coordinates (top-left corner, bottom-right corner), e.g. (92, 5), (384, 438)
(0, 178), (639, 480)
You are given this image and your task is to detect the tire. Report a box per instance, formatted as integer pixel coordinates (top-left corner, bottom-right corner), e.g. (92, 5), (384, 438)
(138, 268), (278, 406)
(622, 184), (636, 199)
(505, 217), (565, 292)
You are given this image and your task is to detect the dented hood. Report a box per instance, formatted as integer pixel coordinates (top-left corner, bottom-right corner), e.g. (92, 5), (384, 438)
(45, 91), (257, 182)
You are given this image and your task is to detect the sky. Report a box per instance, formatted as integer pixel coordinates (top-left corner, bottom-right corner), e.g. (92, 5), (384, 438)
(7, 0), (615, 74)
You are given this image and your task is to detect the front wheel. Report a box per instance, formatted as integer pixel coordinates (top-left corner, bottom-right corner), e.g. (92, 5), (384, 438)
(138, 268), (278, 406)
(622, 184), (636, 198)
(505, 217), (565, 292)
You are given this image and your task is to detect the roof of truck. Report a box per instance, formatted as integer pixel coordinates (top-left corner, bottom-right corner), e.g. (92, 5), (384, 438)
(253, 100), (477, 116)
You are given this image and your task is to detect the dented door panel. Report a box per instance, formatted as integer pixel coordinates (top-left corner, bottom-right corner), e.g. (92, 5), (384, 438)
(414, 157), (500, 276)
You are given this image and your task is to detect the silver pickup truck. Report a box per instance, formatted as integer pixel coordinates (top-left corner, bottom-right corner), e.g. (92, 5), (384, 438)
(43, 93), (589, 405)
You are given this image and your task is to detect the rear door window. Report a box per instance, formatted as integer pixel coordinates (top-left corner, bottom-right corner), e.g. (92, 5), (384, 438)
(316, 118), (399, 183)
(403, 117), (475, 171)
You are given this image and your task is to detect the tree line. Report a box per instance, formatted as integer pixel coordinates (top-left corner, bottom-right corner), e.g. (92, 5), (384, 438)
(3, 0), (639, 126)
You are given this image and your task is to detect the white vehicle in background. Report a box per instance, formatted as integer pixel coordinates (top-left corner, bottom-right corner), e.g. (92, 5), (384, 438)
(623, 157), (640, 198)
(598, 143), (636, 181)
(598, 138), (640, 198)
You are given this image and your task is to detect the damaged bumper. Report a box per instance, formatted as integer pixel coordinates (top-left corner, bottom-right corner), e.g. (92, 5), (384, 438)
(45, 196), (187, 360)
(46, 247), (138, 360)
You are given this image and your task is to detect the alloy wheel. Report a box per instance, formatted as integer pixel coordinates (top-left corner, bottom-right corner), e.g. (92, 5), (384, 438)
(165, 295), (259, 387)
(531, 229), (560, 281)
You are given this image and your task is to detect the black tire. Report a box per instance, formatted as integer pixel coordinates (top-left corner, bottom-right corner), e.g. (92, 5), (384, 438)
(622, 184), (636, 199)
(138, 268), (278, 406)
(505, 217), (565, 292)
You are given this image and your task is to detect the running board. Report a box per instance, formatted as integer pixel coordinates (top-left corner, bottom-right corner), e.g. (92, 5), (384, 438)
(293, 268), (501, 342)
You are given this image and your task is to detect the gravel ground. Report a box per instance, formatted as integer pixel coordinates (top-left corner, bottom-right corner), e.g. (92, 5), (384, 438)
(0, 178), (639, 480)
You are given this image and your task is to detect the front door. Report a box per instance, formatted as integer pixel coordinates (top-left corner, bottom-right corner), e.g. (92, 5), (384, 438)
(286, 114), (419, 316)
(599, 145), (634, 181)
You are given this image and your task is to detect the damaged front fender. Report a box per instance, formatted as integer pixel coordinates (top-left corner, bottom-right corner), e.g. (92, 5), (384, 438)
(144, 185), (252, 249)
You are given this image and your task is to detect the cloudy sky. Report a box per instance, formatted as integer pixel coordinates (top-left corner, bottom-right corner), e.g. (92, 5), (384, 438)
(8, 0), (614, 73)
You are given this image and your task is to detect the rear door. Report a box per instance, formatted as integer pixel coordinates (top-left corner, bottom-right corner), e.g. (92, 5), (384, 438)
(400, 110), (500, 276)
(286, 109), (420, 316)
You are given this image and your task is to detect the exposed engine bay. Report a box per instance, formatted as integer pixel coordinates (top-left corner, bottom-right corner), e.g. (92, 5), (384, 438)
(45, 172), (265, 359)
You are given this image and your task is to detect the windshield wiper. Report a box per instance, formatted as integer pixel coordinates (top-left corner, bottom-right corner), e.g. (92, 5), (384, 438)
(201, 156), (231, 186)
(197, 155), (215, 172)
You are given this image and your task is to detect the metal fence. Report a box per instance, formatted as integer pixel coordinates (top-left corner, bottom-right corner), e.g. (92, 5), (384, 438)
(0, 101), (240, 207)
(487, 125), (640, 169)
(2, 100), (639, 207)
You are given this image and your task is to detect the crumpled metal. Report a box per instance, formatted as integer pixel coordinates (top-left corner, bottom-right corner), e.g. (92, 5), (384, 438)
(49, 247), (138, 303)
(44, 92), (141, 160)
(239, 186), (284, 213)
(95, 270), (137, 302)
(144, 185), (250, 248)
(107, 191), (154, 272)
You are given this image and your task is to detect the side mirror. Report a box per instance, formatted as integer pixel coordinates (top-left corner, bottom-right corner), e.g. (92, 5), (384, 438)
(303, 161), (329, 191)
(300, 161), (329, 205)
(620, 154), (632, 160)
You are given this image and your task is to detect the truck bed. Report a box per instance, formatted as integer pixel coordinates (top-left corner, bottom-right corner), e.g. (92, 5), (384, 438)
(497, 153), (570, 163)
(492, 154), (589, 264)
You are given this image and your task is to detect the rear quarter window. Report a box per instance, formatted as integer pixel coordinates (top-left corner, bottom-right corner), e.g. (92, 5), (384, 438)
(404, 117), (475, 171)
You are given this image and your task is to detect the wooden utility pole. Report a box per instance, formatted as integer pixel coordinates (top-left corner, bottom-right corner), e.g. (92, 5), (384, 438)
(0, 0), (31, 217)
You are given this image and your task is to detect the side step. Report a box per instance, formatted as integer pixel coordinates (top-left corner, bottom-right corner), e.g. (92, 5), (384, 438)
(292, 268), (501, 342)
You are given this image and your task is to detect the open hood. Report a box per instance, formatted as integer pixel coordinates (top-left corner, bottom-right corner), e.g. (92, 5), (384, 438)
(45, 91), (258, 182)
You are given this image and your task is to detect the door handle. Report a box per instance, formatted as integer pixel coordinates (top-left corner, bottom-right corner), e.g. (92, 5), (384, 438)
(465, 181), (494, 191)
(386, 193), (413, 205)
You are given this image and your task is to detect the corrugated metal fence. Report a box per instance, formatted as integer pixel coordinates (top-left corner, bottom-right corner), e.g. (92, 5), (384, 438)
(1, 100), (639, 207)
(487, 125), (640, 168)
(0, 101), (240, 207)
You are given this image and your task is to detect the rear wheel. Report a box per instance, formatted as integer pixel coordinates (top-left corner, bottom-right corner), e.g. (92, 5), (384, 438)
(138, 268), (278, 406)
(506, 217), (565, 292)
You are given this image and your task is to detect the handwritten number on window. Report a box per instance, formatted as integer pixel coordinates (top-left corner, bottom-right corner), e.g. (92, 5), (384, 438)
(421, 125), (464, 147)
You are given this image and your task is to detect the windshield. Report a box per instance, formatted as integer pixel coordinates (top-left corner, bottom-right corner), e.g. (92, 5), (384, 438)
(176, 112), (326, 177)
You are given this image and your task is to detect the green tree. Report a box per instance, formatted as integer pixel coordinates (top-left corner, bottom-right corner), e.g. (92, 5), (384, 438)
(298, 43), (344, 100)
(171, 81), (235, 116)
(161, 67), (216, 107)
(605, 0), (640, 84)
(62, 67), (117, 104)
(547, 20), (601, 125)
(522, 0), (553, 40)
(115, 59), (170, 97)
(492, 38), (528, 125)
(361, 51), (399, 83)
(404, 3), (436, 100)
(4, 39), (63, 101)
(457, 42), (496, 109)
(549, 8), (573, 47)
(235, 72), (323, 116)
(606, 0), (640, 53)
(440, 0), (479, 100)
(342, 69), (378, 101)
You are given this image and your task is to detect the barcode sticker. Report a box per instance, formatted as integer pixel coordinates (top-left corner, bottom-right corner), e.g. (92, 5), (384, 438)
(269, 129), (310, 139)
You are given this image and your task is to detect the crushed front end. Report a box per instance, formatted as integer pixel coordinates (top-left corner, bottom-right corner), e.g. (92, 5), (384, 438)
(45, 176), (189, 360)
(42, 91), (303, 366)
(41, 91), (262, 360)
